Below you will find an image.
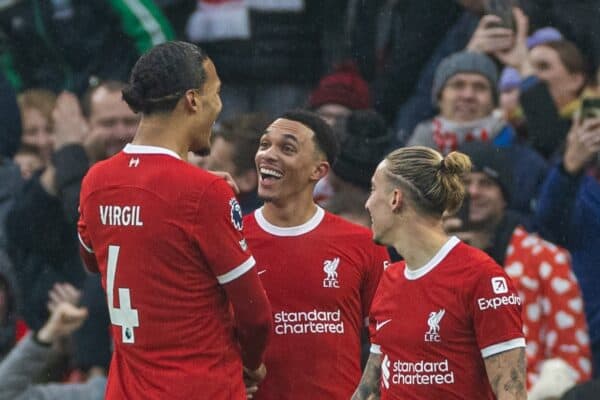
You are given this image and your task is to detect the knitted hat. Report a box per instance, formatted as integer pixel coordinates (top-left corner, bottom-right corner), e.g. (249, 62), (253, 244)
(332, 110), (391, 190)
(432, 51), (498, 106)
(458, 141), (512, 202)
(527, 27), (563, 49)
(499, 67), (521, 92)
(308, 62), (371, 110)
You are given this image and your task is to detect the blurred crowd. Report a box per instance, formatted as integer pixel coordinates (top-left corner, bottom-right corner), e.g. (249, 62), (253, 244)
(0, 0), (600, 399)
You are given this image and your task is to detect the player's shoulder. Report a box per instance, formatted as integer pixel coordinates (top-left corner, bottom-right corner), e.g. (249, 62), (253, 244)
(449, 241), (504, 278)
(322, 212), (375, 240)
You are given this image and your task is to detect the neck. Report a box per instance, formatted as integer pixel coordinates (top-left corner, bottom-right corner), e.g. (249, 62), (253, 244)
(132, 115), (190, 160)
(393, 215), (450, 270)
(261, 191), (319, 227)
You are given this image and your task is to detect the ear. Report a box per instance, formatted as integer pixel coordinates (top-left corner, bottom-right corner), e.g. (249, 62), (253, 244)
(390, 188), (403, 213)
(310, 161), (330, 182)
(569, 73), (585, 95)
(236, 169), (258, 193)
(183, 89), (200, 112)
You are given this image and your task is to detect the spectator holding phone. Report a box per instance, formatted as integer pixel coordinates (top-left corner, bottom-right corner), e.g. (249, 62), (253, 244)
(468, 7), (589, 159)
(536, 115), (600, 378)
(445, 141), (592, 399)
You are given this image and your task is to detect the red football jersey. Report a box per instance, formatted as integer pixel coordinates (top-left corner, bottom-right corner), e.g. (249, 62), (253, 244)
(370, 237), (525, 400)
(78, 144), (255, 399)
(244, 207), (389, 400)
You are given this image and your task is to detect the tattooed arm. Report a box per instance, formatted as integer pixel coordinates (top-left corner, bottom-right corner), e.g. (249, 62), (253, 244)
(352, 352), (382, 400)
(484, 347), (527, 400)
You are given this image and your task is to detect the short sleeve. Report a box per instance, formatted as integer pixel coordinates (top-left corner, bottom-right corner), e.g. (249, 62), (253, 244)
(77, 183), (99, 273)
(471, 262), (525, 358)
(361, 245), (389, 325)
(193, 178), (255, 284)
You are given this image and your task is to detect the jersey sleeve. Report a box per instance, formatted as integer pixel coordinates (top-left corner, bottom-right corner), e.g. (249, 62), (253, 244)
(77, 181), (99, 273)
(361, 244), (389, 326)
(470, 262), (525, 359)
(192, 178), (255, 284)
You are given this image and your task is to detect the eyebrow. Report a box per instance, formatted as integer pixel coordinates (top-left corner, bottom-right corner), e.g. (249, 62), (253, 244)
(282, 133), (299, 143)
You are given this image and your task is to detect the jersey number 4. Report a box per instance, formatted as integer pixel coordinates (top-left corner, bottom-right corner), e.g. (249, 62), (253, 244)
(107, 245), (139, 344)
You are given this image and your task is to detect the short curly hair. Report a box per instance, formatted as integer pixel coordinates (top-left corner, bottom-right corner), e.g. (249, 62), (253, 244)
(122, 41), (208, 115)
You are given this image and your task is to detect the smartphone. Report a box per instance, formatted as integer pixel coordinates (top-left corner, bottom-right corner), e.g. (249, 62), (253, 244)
(483, 0), (517, 31)
(455, 196), (471, 231)
(580, 97), (600, 122)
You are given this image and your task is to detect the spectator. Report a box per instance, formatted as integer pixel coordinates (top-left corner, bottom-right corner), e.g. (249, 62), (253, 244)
(0, 0), (174, 95)
(446, 141), (592, 398)
(194, 112), (270, 215)
(535, 116), (600, 377)
(468, 9), (589, 158)
(186, 1), (335, 119)
(326, 109), (391, 227)
(13, 144), (44, 180)
(408, 50), (548, 218)
(16, 89), (56, 164)
(0, 251), (22, 361)
(0, 285), (107, 400)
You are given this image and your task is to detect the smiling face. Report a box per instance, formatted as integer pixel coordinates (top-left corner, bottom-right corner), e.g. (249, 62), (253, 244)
(255, 118), (328, 204)
(439, 73), (494, 122)
(464, 171), (506, 228)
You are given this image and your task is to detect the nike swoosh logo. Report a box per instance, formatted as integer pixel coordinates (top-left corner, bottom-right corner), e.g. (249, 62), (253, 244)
(376, 319), (392, 331)
(257, 270), (267, 275)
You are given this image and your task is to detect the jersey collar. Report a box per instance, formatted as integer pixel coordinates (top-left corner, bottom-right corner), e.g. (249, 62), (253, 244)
(123, 144), (182, 160)
(404, 236), (460, 280)
(254, 206), (325, 237)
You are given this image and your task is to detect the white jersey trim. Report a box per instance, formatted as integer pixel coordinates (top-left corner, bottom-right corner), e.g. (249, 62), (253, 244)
(254, 206), (325, 237)
(404, 236), (460, 280)
(78, 233), (94, 254)
(217, 256), (256, 284)
(370, 344), (382, 354)
(481, 337), (526, 359)
(123, 143), (182, 160)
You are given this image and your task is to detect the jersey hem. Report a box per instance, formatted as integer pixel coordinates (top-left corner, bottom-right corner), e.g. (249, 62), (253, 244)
(370, 344), (382, 354)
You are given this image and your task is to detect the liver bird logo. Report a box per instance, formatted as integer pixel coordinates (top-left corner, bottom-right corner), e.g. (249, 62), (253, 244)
(427, 309), (445, 335)
(323, 257), (340, 281)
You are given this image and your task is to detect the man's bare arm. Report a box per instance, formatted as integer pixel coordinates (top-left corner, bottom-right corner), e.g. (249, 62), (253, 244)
(484, 347), (527, 400)
(352, 352), (381, 400)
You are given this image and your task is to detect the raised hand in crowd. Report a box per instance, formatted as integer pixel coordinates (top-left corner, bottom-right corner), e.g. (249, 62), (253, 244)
(51, 91), (89, 151)
(35, 300), (88, 345)
(47, 282), (82, 313)
(563, 116), (600, 175)
(491, 8), (531, 75)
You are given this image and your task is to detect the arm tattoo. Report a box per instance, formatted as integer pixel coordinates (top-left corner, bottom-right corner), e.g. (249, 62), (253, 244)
(352, 353), (381, 400)
(484, 347), (526, 400)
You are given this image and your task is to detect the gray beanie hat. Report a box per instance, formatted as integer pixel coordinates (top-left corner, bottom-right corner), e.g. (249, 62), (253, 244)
(432, 51), (499, 106)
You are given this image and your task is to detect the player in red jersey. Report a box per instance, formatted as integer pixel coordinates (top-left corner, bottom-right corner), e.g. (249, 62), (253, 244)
(243, 110), (389, 399)
(77, 41), (272, 399)
(353, 146), (526, 400)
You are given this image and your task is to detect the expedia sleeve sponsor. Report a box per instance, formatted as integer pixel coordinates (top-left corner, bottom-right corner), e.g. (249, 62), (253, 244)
(477, 293), (522, 310)
(274, 309), (345, 335)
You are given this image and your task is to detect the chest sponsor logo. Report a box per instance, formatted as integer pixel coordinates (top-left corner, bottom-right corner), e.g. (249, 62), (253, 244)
(492, 276), (508, 294)
(273, 309), (344, 335)
(424, 309), (445, 342)
(382, 354), (455, 388)
(323, 257), (340, 288)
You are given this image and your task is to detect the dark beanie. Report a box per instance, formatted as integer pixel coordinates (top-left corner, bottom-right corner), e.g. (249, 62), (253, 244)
(332, 110), (391, 190)
(308, 61), (371, 110)
(459, 141), (512, 202)
(432, 51), (498, 106)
